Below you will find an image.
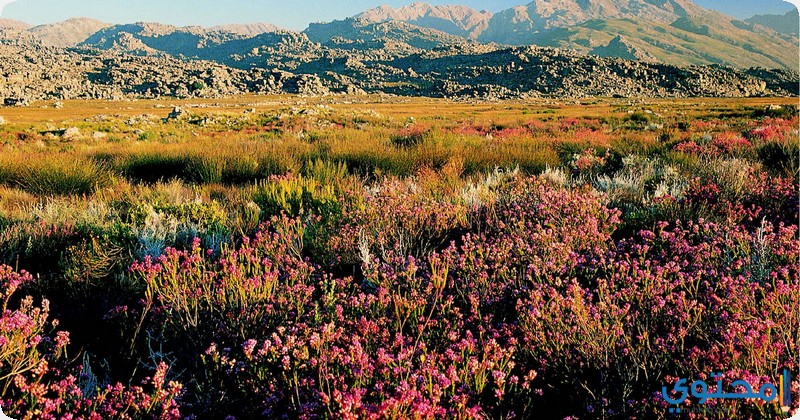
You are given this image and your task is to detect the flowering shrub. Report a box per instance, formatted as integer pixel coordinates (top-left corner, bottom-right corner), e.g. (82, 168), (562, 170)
(0, 265), (183, 419)
(516, 219), (798, 418)
(570, 148), (609, 176)
(202, 277), (522, 418)
(136, 218), (528, 418)
(675, 140), (706, 155)
(710, 132), (751, 155)
(746, 117), (798, 143)
(1, 104), (798, 419)
(674, 132), (751, 157)
(334, 176), (469, 265)
(134, 216), (314, 350)
(681, 172), (798, 229)
(251, 174), (340, 219)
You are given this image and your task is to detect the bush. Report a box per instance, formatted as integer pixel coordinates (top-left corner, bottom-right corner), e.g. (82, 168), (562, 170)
(335, 176), (469, 265)
(133, 220), (524, 418)
(130, 201), (230, 259)
(390, 125), (428, 148)
(751, 105), (797, 119)
(189, 81), (206, 92)
(0, 265), (184, 419)
(251, 174), (340, 219)
(120, 153), (190, 183)
(221, 155), (261, 184)
(757, 141), (799, 177)
(186, 154), (224, 184)
(626, 111), (652, 124)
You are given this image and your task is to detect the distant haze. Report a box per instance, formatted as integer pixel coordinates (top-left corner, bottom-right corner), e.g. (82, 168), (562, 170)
(1, 0), (797, 29)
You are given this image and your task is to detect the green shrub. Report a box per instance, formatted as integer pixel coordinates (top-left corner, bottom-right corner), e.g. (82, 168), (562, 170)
(256, 152), (299, 178)
(59, 223), (133, 285)
(251, 175), (340, 219)
(137, 131), (157, 142)
(751, 105), (797, 119)
(129, 200), (228, 230)
(301, 159), (349, 186)
(390, 129), (426, 148)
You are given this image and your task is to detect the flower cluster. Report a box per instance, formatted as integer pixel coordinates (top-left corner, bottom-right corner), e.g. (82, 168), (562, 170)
(119, 168), (800, 418)
(0, 265), (183, 419)
(571, 148), (609, 174)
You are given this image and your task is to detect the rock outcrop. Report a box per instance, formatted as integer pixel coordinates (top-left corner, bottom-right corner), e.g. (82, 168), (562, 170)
(590, 35), (656, 62)
(0, 41), (795, 103)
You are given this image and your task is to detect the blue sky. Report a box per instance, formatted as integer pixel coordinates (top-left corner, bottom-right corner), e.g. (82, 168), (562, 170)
(1, 0), (797, 29)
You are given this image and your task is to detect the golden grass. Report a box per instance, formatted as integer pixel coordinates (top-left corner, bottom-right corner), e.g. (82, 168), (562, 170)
(0, 95), (794, 124)
(0, 95), (794, 200)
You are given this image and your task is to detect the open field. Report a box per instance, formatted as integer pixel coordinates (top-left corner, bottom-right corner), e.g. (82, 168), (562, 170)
(0, 96), (798, 419)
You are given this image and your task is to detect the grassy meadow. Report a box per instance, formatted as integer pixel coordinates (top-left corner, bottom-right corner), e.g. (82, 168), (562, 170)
(0, 95), (797, 419)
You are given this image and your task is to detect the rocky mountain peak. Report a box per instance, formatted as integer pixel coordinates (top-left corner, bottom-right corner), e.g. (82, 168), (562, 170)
(356, 2), (492, 39)
(746, 9), (800, 36)
(488, 0), (705, 33)
(0, 18), (30, 30)
(210, 22), (283, 36)
(28, 17), (109, 47)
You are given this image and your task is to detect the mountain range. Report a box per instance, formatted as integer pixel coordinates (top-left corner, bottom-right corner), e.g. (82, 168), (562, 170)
(0, 0), (797, 102)
(1, 0), (797, 70)
(349, 1), (798, 69)
(746, 9), (799, 36)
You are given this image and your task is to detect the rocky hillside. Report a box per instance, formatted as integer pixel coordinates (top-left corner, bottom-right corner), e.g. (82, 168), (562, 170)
(304, 18), (469, 51)
(329, 0), (799, 70)
(0, 18), (30, 30)
(0, 42), (325, 101)
(3, 0), (797, 71)
(0, 0), (796, 102)
(0, 39), (796, 103)
(481, 0), (704, 38)
(746, 9), (799, 36)
(355, 2), (492, 40)
(29, 17), (109, 47)
(210, 22), (283, 37)
(521, 17), (797, 69)
(78, 18), (477, 72)
(80, 22), (322, 70)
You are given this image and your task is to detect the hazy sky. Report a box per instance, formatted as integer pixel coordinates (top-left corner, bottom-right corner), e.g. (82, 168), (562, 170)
(1, 0), (797, 29)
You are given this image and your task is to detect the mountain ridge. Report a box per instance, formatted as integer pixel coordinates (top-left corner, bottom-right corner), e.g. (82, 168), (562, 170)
(329, 0), (798, 70)
(355, 2), (492, 39)
(29, 17), (109, 47)
(746, 9), (799, 36)
(0, 18), (31, 30)
(0, 0), (797, 76)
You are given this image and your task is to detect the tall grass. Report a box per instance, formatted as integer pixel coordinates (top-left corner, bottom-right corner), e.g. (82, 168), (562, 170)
(96, 144), (302, 185)
(0, 155), (114, 196)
